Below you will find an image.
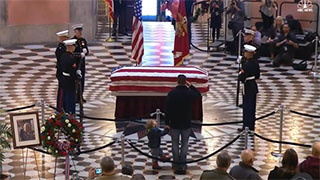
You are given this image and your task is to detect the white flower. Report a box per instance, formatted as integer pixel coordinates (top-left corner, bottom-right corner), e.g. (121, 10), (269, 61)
(48, 149), (52, 153)
(75, 139), (78, 142)
(55, 150), (58, 153)
(72, 129), (76, 133)
(40, 126), (45, 133)
(47, 136), (51, 140)
(68, 123), (72, 128)
(65, 119), (70, 124)
(51, 115), (55, 119)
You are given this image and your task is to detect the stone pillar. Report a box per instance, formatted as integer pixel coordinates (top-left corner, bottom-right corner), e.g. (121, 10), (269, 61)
(69, 0), (97, 41)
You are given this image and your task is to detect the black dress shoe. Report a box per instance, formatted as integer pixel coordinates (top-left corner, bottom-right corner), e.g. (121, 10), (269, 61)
(82, 99), (86, 103)
(120, 32), (128, 36)
(237, 128), (244, 132)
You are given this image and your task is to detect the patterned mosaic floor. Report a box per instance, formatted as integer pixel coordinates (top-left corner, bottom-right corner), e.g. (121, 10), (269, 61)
(0, 18), (320, 180)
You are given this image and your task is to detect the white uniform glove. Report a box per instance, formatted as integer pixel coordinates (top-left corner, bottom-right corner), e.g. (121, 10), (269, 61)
(236, 55), (243, 64)
(80, 52), (85, 59)
(76, 70), (82, 79)
(82, 48), (87, 54)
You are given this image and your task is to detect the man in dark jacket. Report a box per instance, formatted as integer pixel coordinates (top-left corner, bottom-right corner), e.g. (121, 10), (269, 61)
(272, 23), (299, 67)
(238, 44), (260, 131)
(229, 149), (262, 180)
(165, 74), (201, 174)
(299, 142), (320, 180)
(200, 151), (235, 180)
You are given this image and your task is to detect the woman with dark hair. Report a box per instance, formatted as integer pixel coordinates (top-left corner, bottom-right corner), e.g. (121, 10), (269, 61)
(268, 148), (299, 180)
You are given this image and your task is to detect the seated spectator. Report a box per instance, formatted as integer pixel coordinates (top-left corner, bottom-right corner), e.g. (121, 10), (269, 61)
(285, 14), (303, 35)
(272, 23), (299, 67)
(267, 16), (283, 40)
(229, 149), (262, 180)
(299, 142), (320, 180)
(121, 164), (134, 177)
(200, 150), (235, 180)
(268, 148), (298, 180)
(87, 156), (130, 180)
(251, 26), (261, 47)
(266, 16), (283, 60)
(244, 28), (261, 59)
(130, 174), (146, 180)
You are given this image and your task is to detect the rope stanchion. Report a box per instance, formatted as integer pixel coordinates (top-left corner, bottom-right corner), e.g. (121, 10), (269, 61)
(192, 120), (242, 126)
(254, 132), (312, 148)
(76, 140), (117, 155)
(255, 111), (276, 120)
(192, 110), (277, 126)
(5, 104), (36, 112)
(289, 110), (320, 119)
(29, 141), (117, 155)
(126, 133), (242, 164)
(28, 147), (51, 155)
(47, 105), (57, 111)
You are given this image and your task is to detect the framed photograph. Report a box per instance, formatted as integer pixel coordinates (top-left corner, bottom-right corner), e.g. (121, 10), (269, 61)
(10, 111), (41, 149)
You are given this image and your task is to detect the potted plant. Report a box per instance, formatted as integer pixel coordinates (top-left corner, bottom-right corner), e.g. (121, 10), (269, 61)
(0, 122), (12, 180)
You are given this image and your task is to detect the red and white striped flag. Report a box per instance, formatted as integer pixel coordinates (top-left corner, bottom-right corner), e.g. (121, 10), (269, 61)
(104, 0), (114, 23)
(131, 0), (144, 65)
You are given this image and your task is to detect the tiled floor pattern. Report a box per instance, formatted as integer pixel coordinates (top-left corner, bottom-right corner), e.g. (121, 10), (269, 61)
(0, 19), (319, 180)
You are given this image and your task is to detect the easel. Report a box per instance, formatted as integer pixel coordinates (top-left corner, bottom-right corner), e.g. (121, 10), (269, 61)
(21, 148), (41, 180)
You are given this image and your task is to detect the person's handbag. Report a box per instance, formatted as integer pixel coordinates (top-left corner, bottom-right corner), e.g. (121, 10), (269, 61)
(292, 60), (307, 71)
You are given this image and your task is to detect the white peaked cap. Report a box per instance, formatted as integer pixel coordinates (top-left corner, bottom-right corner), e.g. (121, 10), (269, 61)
(56, 30), (69, 37)
(244, 28), (255, 35)
(72, 24), (83, 30)
(244, 44), (256, 52)
(63, 39), (77, 46)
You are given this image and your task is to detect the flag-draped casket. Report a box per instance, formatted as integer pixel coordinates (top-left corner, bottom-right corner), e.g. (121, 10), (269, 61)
(110, 66), (209, 120)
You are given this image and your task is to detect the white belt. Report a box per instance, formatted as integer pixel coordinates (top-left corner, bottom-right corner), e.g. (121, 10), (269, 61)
(62, 72), (70, 77)
(243, 76), (255, 95)
(245, 76), (255, 82)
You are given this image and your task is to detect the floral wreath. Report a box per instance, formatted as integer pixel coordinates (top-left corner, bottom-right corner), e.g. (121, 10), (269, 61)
(41, 112), (83, 156)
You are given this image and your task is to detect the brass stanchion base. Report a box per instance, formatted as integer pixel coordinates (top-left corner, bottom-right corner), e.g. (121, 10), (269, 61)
(310, 71), (320, 78)
(106, 37), (114, 42)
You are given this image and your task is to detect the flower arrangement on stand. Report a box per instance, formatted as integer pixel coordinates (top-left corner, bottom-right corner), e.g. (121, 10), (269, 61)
(41, 112), (83, 156)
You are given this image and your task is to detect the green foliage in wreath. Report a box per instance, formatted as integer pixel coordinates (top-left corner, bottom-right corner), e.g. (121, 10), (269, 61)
(0, 122), (12, 162)
(41, 112), (83, 157)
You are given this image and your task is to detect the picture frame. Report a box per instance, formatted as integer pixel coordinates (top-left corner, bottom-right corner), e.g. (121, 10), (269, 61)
(10, 111), (41, 149)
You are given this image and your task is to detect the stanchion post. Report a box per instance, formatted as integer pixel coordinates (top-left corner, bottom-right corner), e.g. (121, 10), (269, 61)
(238, 30), (242, 58)
(279, 104), (284, 154)
(156, 109), (161, 128)
(244, 127), (249, 149)
(41, 99), (45, 124)
(40, 99), (45, 175)
(311, 36), (319, 77)
(121, 134), (125, 168)
(236, 30), (242, 107)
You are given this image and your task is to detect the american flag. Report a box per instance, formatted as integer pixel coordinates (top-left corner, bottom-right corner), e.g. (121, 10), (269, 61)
(104, 0), (114, 23)
(131, 0), (144, 65)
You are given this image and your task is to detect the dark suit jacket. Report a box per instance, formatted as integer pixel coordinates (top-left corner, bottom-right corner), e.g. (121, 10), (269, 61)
(165, 85), (201, 129)
(229, 162), (262, 180)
